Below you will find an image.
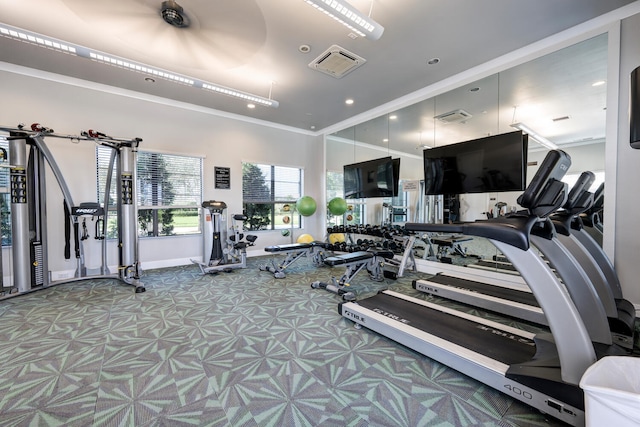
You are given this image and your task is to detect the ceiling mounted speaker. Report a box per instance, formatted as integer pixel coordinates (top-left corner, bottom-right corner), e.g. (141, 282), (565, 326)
(161, 0), (189, 28)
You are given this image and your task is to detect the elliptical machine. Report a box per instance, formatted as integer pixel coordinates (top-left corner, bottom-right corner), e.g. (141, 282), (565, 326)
(192, 200), (257, 274)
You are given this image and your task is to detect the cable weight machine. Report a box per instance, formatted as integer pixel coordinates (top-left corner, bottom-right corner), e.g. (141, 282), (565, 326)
(1, 123), (144, 297)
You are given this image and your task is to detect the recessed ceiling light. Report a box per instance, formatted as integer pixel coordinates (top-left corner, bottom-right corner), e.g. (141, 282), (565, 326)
(592, 80), (606, 87)
(299, 44), (311, 53)
(389, 115), (397, 120)
(247, 103), (256, 109)
(427, 58), (440, 65)
(383, 138), (389, 142)
(469, 87), (480, 92)
(345, 99), (354, 105)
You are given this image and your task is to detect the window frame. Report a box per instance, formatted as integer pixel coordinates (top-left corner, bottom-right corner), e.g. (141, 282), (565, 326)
(242, 162), (304, 231)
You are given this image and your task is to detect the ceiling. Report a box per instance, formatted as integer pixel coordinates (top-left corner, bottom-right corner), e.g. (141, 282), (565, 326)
(331, 33), (610, 155)
(0, 0), (636, 141)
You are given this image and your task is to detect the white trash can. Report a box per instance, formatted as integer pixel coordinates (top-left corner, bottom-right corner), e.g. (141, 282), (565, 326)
(580, 356), (640, 427)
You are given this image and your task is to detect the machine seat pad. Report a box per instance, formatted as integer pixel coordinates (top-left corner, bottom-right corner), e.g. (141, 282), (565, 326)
(324, 251), (374, 267)
(265, 242), (314, 252)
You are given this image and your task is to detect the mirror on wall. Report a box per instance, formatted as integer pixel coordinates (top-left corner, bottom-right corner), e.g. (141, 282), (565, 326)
(326, 32), (608, 267)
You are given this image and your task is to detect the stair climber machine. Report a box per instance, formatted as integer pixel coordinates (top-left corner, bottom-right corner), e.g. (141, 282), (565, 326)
(338, 150), (629, 426)
(1, 123), (144, 298)
(192, 200), (257, 274)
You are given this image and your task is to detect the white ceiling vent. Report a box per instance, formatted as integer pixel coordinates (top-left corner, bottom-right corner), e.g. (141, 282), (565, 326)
(309, 45), (366, 78)
(434, 109), (473, 124)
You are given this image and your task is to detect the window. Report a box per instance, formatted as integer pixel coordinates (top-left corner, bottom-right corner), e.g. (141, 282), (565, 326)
(97, 147), (203, 237)
(242, 162), (302, 231)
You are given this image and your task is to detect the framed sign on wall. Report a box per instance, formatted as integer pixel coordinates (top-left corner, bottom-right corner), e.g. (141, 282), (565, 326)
(215, 166), (230, 189)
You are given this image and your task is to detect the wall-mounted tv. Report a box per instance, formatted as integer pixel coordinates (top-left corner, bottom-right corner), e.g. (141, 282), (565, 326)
(344, 156), (399, 199)
(423, 130), (528, 195)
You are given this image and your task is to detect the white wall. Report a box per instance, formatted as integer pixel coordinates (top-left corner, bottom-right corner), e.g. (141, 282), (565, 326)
(0, 69), (324, 277)
(613, 11), (640, 304)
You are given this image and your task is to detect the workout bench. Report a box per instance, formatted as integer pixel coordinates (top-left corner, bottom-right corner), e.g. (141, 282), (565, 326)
(310, 249), (395, 301)
(431, 235), (473, 258)
(260, 241), (328, 278)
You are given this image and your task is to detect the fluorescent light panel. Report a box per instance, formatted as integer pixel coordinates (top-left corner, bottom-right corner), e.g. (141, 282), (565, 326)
(0, 24), (76, 54)
(89, 52), (195, 86)
(0, 23), (278, 108)
(202, 83), (278, 107)
(511, 122), (558, 150)
(303, 0), (384, 40)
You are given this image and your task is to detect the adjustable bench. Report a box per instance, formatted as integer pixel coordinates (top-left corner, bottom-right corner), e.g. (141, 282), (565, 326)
(260, 241), (328, 278)
(431, 235), (473, 258)
(311, 249), (395, 301)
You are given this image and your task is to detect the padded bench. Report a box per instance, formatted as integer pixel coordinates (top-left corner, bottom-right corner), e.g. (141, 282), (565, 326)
(260, 241), (328, 278)
(311, 250), (396, 301)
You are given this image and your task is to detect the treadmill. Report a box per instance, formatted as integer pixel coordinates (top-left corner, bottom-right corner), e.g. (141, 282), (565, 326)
(339, 150), (626, 426)
(579, 182), (604, 246)
(412, 172), (635, 349)
(550, 183), (636, 349)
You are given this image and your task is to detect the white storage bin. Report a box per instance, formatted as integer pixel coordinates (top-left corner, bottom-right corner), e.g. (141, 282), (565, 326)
(580, 356), (640, 427)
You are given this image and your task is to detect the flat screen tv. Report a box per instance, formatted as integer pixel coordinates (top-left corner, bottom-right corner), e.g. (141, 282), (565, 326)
(423, 130), (528, 195)
(344, 156), (397, 199)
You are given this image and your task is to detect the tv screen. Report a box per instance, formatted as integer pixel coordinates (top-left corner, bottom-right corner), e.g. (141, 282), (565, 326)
(344, 156), (396, 199)
(423, 131), (528, 195)
(392, 158), (401, 196)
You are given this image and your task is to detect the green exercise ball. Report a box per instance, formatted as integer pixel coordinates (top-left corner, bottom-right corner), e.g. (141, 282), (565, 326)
(296, 196), (317, 216)
(328, 197), (348, 216)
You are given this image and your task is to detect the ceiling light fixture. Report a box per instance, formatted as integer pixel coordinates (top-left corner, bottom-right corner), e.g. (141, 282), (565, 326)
(89, 52), (195, 85)
(202, 83), (278, 107)
(0, 24), (76, 55)
(302, 0), (384, 40)
(510, 122), (558, 150)
(592, 80), (606, 87)
(345, 98), (354, 105)
(0, 23), (279, 108)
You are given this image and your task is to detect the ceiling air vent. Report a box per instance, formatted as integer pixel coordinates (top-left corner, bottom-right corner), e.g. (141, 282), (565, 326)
(309, 45), (366, 79)
(434, 109), (473, 124)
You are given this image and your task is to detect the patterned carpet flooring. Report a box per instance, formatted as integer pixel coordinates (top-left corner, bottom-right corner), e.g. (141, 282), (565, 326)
(0, 254), (579, 426)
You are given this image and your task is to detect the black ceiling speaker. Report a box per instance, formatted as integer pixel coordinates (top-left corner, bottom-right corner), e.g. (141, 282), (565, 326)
(161, 0), (189, 28)
(631, 65), (640, 148)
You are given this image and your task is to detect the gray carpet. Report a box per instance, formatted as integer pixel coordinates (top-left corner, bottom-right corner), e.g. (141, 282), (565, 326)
(0, 254), (576, 426)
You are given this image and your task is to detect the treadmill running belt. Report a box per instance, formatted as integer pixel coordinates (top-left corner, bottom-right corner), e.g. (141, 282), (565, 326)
(356, 292), (537, 365)
(428, 274), (539, 307)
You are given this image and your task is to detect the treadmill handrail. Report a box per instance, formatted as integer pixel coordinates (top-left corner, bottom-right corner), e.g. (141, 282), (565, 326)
(491, 239), (596, 384)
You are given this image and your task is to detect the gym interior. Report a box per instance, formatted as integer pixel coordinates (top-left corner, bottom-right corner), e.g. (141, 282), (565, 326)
(2, 1), (640, 426)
